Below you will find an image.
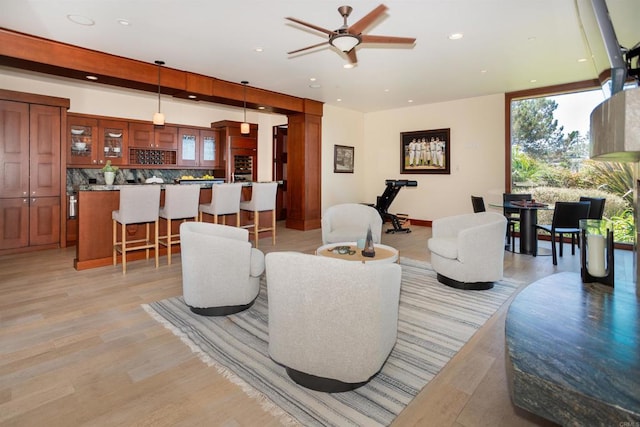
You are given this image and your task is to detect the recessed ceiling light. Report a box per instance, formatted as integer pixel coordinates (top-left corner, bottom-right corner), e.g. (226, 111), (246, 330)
(408, 99), (414, 103)
(67, 14), (95, 26)
(117, 19), (130, 26)
(480, 69), (488, 73)
(337, 98), (342, 102)
(86, 75), (98, 81)
(344, 63), (354, 69)
(257, 106), (266, 110)
(448, 33), (463, 40)
(530, 79), (537, 83)
(577, 58), (587, 63)
(188, 94), (197, 99)
(384, 89), (390, 93)
(309, 77), (317, 82)
(254, 47), (263, 52)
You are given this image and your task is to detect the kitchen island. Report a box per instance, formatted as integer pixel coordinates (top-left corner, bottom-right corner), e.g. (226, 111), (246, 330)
(74, 182), (270, 270)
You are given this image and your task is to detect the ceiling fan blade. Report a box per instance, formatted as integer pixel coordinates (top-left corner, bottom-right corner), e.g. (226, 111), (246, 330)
(360, 34), (416, 45)
(347, 49), (358, 64)
(288, 41), (330, 55)
(348, 4), (388, 35)
(286, 17), (334, 36)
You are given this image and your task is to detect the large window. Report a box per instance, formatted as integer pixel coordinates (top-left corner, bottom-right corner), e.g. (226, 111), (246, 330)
(506, 82), (635, 244)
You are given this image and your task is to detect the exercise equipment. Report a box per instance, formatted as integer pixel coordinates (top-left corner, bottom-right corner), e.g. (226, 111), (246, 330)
(374, 179), (418, 233)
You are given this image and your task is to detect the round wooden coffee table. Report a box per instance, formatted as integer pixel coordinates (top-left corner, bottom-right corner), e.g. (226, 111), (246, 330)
(316, 242), (399, 263)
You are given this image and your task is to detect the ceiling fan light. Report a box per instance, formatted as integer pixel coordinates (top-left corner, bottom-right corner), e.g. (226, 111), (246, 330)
(330, 34), (360, 52)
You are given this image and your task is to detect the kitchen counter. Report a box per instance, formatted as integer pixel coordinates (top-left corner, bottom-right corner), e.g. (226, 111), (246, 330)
(74, 180), (259, 191)
(73, 182), (277, 270)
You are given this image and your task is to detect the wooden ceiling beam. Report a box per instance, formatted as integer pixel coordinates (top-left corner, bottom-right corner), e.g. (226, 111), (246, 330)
(0, 28), (322, 116)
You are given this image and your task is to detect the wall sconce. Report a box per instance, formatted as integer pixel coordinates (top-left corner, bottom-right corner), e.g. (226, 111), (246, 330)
(241, 80), (249, 134)
(153, 60), (165, 125)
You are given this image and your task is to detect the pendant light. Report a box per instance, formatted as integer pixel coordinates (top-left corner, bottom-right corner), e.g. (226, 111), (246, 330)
(153, 60), (165, 125)
(240, 80), (250, 134)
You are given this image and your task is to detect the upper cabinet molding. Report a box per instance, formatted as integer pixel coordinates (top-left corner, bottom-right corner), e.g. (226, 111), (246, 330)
(0, 29), (322, 116)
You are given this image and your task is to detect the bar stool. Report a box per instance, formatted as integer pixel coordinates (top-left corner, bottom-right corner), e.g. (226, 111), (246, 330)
(240, 181), (278, 248)
(159, 184), (201, 265)
(112, 185), (161, 274)
(199, 182), (243, 226)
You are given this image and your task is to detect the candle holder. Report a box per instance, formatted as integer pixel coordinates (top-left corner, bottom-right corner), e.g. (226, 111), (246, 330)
(579, 219), (614, 287)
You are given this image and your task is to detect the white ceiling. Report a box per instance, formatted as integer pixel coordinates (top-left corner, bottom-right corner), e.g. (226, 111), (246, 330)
(1, 0), (639, 113)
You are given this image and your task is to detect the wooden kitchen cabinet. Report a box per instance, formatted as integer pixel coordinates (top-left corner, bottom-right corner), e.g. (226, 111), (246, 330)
(128, 122), (178, 166)
(178, 127), (219, 168)
(0, 98), (63, 252)
(67, 115), (127, 166)
(129, 122), (177, 149)
(211, 120), (257, 182)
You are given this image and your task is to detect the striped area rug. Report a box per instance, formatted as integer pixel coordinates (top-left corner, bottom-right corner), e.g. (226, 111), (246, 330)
(143, 258), (520, 426)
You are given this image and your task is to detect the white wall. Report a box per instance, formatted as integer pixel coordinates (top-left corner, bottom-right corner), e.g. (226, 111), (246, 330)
(321, 105), (366, 209)
(0, 67), (287, 181)
(2, 67), (506, 222)
(320, 94), (506, 221)
(362, 94), (506, 221)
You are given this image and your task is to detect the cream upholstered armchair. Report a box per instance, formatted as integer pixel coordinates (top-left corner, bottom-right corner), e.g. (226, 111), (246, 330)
(321, 203), (383, 245)
(265, 251), (401, 392)
(427, 212), (507, 290)
(180, 222), (265, 316)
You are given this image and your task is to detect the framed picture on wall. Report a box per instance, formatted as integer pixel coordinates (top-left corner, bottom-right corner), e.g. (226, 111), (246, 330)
(400, 128), (450, 174)
(334, 144), (355, 173)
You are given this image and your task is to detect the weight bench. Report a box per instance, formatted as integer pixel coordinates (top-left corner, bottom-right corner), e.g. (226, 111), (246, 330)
(373, 179), (418, 233)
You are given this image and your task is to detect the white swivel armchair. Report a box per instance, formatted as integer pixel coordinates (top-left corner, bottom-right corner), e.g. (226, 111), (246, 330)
(180, 222), (265, 316)
(321, 203), (383, 245)
(266, 251), (402, 392)
(427, 212), (507, 290)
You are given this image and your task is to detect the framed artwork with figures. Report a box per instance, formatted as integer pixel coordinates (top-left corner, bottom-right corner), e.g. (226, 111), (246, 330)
(400, 128), (450, 174)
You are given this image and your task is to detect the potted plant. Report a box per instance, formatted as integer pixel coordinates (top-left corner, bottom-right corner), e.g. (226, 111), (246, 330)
(102, 160), (118, 185)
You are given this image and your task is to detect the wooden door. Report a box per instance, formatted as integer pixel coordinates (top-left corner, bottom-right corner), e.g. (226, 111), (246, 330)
(29, 196), (60, 246)
(99, 119), (128, 166)
(178, 127), (199, 167)
(29, 104), (61, 246)
(0, 100), (29, 249)
(129, 122), (154, 148)
(273, 125), (288, 220)
(67, 114), (98, 166)
(0, 100), (29, 198)
(155, 125), (178, 149)
(30, 104), (61, 198)
(200, 129), (218, 168)
(0, 198), (29, 249)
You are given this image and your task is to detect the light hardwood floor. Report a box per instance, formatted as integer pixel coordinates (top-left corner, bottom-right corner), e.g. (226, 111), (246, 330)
(1, 223), (630, 426)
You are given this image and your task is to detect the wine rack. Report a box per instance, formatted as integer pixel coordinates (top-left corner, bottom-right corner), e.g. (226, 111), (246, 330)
(129, 148), (177, 165)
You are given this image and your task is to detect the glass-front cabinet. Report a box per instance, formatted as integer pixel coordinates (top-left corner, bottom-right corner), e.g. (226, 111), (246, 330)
(67, 115), (128, 166)
(68, 115), (97, 166)
(99, 119), (128, 166)
(178, 128), (218, 168)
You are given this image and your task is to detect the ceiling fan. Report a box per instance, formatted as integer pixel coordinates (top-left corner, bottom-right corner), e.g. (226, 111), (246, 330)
(286, 4), (416, 64)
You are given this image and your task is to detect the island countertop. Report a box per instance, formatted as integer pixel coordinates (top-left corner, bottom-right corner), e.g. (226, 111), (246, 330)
(73, 182), (276, 270)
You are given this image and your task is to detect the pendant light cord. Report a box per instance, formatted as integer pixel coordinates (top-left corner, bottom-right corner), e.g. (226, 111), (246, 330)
(242, 80), (248, 122)
(155, 60), (165, 112)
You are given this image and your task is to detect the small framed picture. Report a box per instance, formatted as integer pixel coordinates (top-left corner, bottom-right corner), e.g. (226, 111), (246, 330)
(400, 128), (450, 174)
(334, 144), (354, 173)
